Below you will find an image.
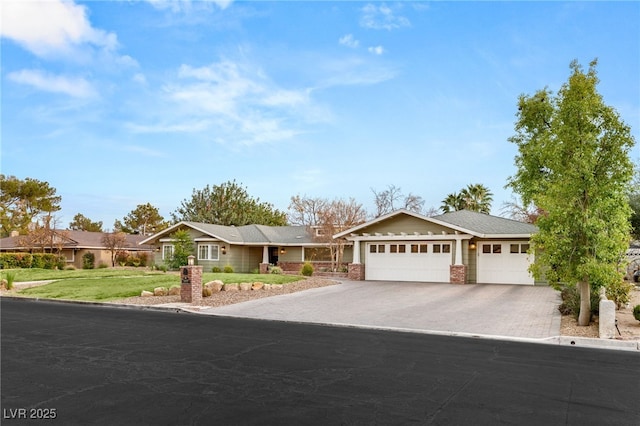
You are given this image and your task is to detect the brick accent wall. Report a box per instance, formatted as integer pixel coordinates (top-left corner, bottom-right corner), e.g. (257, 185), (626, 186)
(348, 263), (365, 281)
(259, 263), (269, 274)
(180, 265), (203, 304)
(450, 265), (467, 284)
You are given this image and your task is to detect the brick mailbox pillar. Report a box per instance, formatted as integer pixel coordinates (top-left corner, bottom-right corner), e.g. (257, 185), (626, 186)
(180, 255), (202, 305)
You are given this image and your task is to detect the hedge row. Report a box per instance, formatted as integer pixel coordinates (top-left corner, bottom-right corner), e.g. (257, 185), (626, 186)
(0, 253), (66, 270)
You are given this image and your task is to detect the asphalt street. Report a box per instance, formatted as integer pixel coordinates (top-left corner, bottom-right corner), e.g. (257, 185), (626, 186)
(1, 298), (639, 426)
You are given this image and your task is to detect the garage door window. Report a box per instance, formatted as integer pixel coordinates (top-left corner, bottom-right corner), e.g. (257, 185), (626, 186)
(370, 244), (386, 253)
(482, 244), (502, 254)
(510, 243), (530, 254)
(433, 244), (451, 254)
(410, 244), (429, 253)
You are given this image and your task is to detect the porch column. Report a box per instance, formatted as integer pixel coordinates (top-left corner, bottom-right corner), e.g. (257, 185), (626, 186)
(351, 238), (360, 264)
(262, 246), (269, 263)
(454, 237), (463, 265)
(301, 246), (305, 262)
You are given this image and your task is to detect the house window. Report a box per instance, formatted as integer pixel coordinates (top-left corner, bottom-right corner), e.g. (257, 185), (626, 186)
(162, 244), (174, 260)
(198, 244), (220, 261)
(511, 243), (530, 254)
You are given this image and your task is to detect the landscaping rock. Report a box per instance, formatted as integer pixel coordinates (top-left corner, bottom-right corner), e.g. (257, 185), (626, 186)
(153, 287), (168, 296)
(223, 283), (239, 292)
(263, 284), (272, 290)
(239, 282), (252, 291)
(204, 281), (223, 293)
(252, 282), (264, 291)
(202, 287), (212, 298)
(272, 284), (284, 290)
(141, 290), (153, 297)
(168, 286), (180, 296)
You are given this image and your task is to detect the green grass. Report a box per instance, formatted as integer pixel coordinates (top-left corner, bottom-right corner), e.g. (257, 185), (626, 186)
(9, 268), (305, 302)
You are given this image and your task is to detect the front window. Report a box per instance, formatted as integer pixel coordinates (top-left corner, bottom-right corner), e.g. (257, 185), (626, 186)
(197, 244), (220, 261)
(163, 244), (174, 260)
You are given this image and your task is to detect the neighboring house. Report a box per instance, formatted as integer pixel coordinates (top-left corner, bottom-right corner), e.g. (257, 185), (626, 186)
(139, 222), (346, 274)
(0, 231), (154, 269)
(334, 209), (540, 285)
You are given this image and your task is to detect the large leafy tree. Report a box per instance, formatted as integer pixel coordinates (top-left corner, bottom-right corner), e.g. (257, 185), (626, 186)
(69, 213), (103, 232)
(165, 229), (194, 270)
(441, 184), (493, 214)
(172, 180), (287, 226)
(630, 161), (640, 240)
(0, 175), (61, 237)
(115, 203), (168, 235)
(507, 60), (635, 326)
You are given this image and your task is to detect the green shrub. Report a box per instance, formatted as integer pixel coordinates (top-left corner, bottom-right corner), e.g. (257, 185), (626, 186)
(212, 266), (222, 273)
(634, 305), (640, 322)
(4, 272), (16, 290)
(270, 266), (283, 275)
(158, 264), (168, 273)
(223, 265), (234, 273)
(98, 262), (109, 269)
(606, 280), (635, 309)
(82, 252), (95, 269)
(300, 262), (314, 277)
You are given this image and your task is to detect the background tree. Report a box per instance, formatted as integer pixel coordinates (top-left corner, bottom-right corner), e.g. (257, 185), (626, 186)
(441, 184), (493, 213)
(507, 59), (635, 326)
(0, 175), (61, 237)
(101, 232), (127, 267)
(172, 180), (287, 226)
(17, 215), (68, 254)
(500, 197), (544, 224)
(315, 198), (367, 271)
(629, 161), (640, 240)
(69, 213), (103, 232)
(371, 184), (425, 217)
(288, 195), (327, 226)
(166, 229), (194, 270)
(114, 203), (168, 235)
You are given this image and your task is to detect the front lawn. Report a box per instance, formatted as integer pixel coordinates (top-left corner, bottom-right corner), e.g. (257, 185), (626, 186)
(6, 268), (304, 302)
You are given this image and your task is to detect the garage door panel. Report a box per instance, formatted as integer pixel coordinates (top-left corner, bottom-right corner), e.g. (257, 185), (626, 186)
(477, 242), (534, 285)
(365, 242), (451, 282)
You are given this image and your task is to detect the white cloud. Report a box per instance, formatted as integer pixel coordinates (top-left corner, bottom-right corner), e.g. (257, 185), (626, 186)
(7, 69), (97, 99)
(127, 120), (211, 134)
(360, 3), (410, 30)
(122, 145), (167, 157)
(132, 73), (148, 85)
(145, 0), (233, 12)
(339, 34), (360, 49)
(0, 0), (118, 58)
(368, 46), (385, 55)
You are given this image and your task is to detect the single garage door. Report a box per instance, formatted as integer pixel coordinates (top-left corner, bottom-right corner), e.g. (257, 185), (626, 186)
(365, 242), (452, 282)
(477, 241), (534, 285)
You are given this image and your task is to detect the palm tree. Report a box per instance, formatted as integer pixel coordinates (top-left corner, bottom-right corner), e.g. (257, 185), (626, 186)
(461, 183), (493, 214)
(441, 192), (466, 213)
(441, 184), (493, 214)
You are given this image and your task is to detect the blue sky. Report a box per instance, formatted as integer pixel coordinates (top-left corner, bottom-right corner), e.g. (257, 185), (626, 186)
(2, 0), (639, 229)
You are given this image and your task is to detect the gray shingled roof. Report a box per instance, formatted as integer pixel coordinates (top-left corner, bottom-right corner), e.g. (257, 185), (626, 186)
(174, 222), (316, 245)
(433, 210), (538, 236)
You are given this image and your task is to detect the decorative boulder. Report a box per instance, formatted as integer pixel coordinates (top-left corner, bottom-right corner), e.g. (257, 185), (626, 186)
(168, 286), (180, 296)
(272, 284), (284, 291)
(141, 290), (153, 297)
(202, 287), (212, 297)
(204, 281), (223, 293)
(154, 287), (168, 296)
(263, 284), (272, 290)
(223, 283), (239, 292)
(252, 282), (264, 291)
(239, 282), (252, 291)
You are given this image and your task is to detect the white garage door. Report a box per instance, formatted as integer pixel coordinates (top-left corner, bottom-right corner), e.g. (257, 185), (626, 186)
(477, 241), (534, 285)
(365, 242), (452, 282)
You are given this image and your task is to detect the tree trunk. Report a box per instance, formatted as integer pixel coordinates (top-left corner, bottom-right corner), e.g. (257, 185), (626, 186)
(577, 280), (591, 326)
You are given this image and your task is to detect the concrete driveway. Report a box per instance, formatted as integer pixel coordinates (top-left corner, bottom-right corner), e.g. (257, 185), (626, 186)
(201, 280), (562, 339)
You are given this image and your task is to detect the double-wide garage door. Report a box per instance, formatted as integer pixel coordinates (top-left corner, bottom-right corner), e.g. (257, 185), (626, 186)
(365, 242), (451, 282)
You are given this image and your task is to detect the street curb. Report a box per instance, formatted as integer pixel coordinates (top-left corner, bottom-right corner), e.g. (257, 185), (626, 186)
(3, 296), (639, 352)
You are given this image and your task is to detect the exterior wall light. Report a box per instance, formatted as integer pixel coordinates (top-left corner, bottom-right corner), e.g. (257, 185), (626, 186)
(187, 255), (195, 265)
(221, 246), (226, 255)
